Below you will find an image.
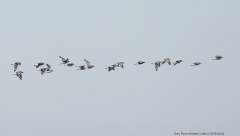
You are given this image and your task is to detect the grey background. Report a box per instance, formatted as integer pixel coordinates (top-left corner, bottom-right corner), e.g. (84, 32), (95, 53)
(0, 0), (239, 136)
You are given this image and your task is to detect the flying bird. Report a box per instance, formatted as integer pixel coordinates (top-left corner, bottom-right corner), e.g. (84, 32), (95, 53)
(84, 59), (94, 69)
(212, 55), (223, 60)
(34, 62), (44, 68)
(191, 62), (201, 66)
(37, 68), (48, 75)
(151, 61), (161, 71)
(162, 58), (171, 65)
(105, 66), (115, 72)
(172, 60), (183, 66)
(134, 61), (145, 65)
(76, 65), (86, 70)
(59, 56), (69, 65)
(117, 62), (125, 68)
(11, 62), (21, 72)
(13, 71), (23, 80)
(64, 63), (75, 67)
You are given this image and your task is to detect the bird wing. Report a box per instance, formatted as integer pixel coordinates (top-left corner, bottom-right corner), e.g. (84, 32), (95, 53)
(59, 56), (64, 60)
(120, 64), (124, 68)
(155, 64), (158, 71)
(17, 73), (22, 80)
(162, 61), (166, 64)
(84, 59), (91, 67)
(14, 63), (18, 72)
(46, 64), (51, 69)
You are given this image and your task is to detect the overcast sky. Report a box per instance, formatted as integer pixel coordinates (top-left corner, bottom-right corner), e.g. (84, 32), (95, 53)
(0, 0), (239, 136)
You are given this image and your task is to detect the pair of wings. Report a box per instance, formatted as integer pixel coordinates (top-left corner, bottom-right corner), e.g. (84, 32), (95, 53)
(154, 62), (161, 71)
(162, 60), (171, 65)
(117, 62), (124, 68)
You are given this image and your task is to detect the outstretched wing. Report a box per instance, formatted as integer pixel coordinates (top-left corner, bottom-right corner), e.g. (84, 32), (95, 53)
(17, 73), (22, 80)
(155, 64), (158, 71)
(14, 63), (18, 72)
(60, 56), (66, 61)
(84, 59), (91, 67)
(46, 64), (51, 69)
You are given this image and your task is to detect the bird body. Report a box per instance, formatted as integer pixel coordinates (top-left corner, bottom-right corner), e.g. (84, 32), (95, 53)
(11, 62), (21, 72)
(213, 55), (223, 60)
(105, 66), (115, 72)
(76, 65), (86, 70)
(191, 62), (201, 66)
(172, 60), (183, 66)
(134, 61), (145, 65)
(34, 62), (44, 68)
(162, 58), (171, 65)
(45, 70), (54, 73)
(64, 63), (74, 67)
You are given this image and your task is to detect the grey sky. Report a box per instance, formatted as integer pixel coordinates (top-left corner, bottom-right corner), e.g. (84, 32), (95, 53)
(0, 0), (239, 136)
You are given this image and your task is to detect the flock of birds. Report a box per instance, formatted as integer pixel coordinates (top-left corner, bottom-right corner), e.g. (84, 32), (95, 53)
(11, 55), (224, 80)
